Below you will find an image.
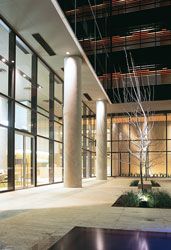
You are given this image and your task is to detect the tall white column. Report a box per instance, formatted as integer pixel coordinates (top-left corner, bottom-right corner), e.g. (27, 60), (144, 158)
(64, 56), (82, 187)
(96, 100), (107, 180)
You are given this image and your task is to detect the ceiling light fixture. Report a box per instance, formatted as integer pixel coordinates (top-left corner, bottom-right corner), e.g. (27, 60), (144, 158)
(1, 58), (6, 63)
(66, 51), (70, 55)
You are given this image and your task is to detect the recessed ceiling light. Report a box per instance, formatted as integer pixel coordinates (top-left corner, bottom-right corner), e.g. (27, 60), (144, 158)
(1, 58), (6, 63)
(23, 74), (26, 78)
(66, 51), (70, 55)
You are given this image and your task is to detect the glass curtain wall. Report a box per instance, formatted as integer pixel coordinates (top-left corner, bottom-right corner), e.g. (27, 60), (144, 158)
(108, 113), (171, 178)
(82, 103), (96, 178)
(37, 60), (50, 185)
(98, 0), (171, 93)
(0, 18), (63, 192)
(0, 20), (9, 191)
(54, 79), (63, 183)
(107, 117), (112, 176)
(58, 0), (109, 82)
(111, 0), (171, 16)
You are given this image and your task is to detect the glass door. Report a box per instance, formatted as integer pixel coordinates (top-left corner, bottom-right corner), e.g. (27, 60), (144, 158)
(15, 133), (35, 189)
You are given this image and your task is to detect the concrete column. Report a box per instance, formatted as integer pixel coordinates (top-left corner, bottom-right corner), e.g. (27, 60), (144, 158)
(64, 56), (82, 187)
(96, 100), (107, 180)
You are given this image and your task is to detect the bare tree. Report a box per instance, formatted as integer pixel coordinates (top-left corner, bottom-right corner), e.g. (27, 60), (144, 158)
(112, 50), (155, 191)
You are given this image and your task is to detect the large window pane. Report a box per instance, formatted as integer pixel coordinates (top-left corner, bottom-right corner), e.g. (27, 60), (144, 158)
(87, 110), (92, 138)
(112, 141), (118, 152)
(92, 118), (96, 141)
(15, 71), (32, 107)
(0, 16), (9, 96)
(150, 121), (166, 139)
(130, 154), (140, 176)
(15, 134), (24, 189)
(112, 122), (118, 140)
(54, 142), (62, 182)
(107, 153), (111, 176)
(0, 61), (8, 95)
(0, 20), (9, 61)
(149, 140), (166, 151)
(107, 141), (111, 152)
(130, 123), (142, 140)
(168, 140), (171, 151)
(0, 126), (8, 191)
(16, 37), (32, 78)
(54, 101), (63, 119)
(149, 152), (166, 176)
(54, 122), (62, 142)
(0, 96), (8, 126)
(82, 150), (86, 178)
(15, 103), (31, 132)
(118, 141), (129, 152)
(37, 113), (49, 138)
(91, 154), (96, 177)
(54, 79), (63, 102)
(37, 137), (49, 185)
(121, 153), (129, 176)
(15, 37), (33, 128)
(130, 140), (140, 152)
(119, 123), (129, 140)
(112, 153), (120, 176)
(81, 103), (96, 178)
(167, 114), (171, 139)
(37, 60), (49, 112)
(167, 152), (171, 177)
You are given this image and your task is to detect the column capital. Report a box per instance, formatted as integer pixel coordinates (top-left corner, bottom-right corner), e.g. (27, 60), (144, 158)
(64, 55), (82, 63)
(96, 99), (107, 102)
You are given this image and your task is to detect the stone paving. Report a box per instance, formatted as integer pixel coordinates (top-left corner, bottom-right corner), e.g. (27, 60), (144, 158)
(0, 177), (171, 249)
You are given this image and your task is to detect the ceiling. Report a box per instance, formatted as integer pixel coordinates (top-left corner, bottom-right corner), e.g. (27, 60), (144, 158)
(85, 99), (171, 115)
(0, 0), (110, 107)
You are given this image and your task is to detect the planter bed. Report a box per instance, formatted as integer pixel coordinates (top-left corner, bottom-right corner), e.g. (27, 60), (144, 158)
(112, 190), (171, 208)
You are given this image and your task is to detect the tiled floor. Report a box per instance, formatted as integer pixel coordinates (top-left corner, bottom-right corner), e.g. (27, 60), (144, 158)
(0, 178), (171, 249)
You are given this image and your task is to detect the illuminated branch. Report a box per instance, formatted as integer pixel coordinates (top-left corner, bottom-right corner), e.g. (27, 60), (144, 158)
(112, 49), (156, 191)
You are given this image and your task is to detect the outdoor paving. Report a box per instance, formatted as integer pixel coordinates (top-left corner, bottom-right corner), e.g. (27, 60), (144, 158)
(0, 177), (171, 249)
